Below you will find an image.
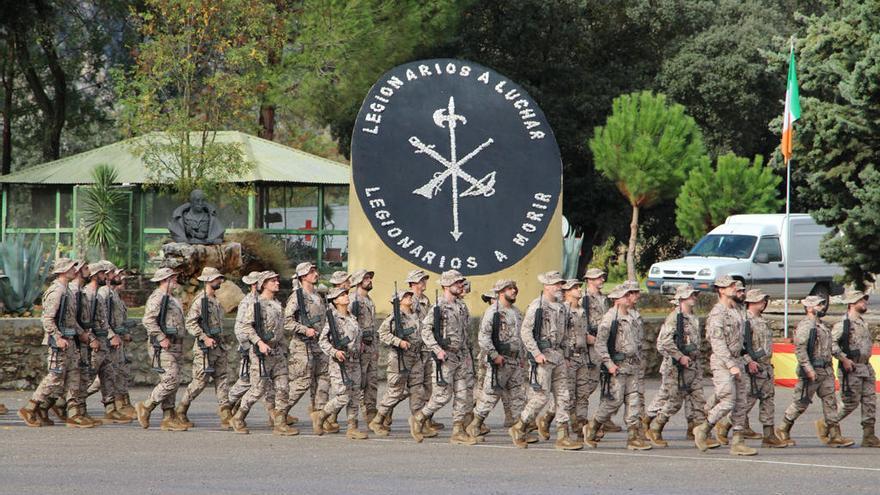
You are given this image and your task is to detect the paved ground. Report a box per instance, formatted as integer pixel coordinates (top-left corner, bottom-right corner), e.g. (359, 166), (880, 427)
(1, 380), (878, 495)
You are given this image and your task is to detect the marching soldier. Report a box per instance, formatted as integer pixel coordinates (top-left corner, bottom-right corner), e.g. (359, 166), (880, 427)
(18, 258), (90, 428)
(510, 271), (581, 450)
(777, 295), (854, 448)
(583, 283), (650, 450)
(231, 271), (297, 436)
(468, 280), (526, 442)
(407, 269), (443, 433)
(693, 276), (756, 455)
(177, 267), (231, 429)
(831, 290), (879, 447)
(84, 262), (127, 424)
(102, 265), (137, 418)
(285, 262), (329, 427)
(370, 288), (425, 436)
(579, 269), (611, 435)
(645, 285), (711, 447)
(409, 270), (478, 445)
(68, 262), (101, 425)
(558, 279), (595, 437)
(349, 269), (379, 424)
(312, 287), (369, 439)
(136, 268), (189, 431)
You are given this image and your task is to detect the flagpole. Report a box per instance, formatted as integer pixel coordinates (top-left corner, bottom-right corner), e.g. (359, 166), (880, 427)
(783, 37), (794, 340)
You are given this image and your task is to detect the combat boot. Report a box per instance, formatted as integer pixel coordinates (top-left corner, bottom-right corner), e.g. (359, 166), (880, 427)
(582, 419), (599, 448)
(815, 418), (830, 444)
(742, 418), (762, 440)
(218, 405), (233, 430)
(266, 404), (276, 428)
(705, 435), (721, 449)
(369, 413), (390, 436)
(645, 416), (668, 448)
(310, 409), (330, 436)
(50, 402), (67, 422)
(715, 417), (732, 445)
(641, 415), (652, 435)
(286, 414), (299, 426)
(730, 431), (758, 456)
(686, 419), (696, 440)
(0, 403), (7, 414)
(64, 405), (96, 429)
(346, 420), (369, 440)
(160, 408), (188, 431)
(273, 410), (299, 436)
(826, 423), (854, 448)
(103, 402), (132, 424)
(428, 418), (446, 431)
(409, 411), (427, 443)
(693, 421), (712, 452)
(81, 405), (102, 427)
(466, 414), (485, 440)
(761, 425), (788, 448)
(555, 425), (583, 451)
(524, 431), (540, 444)
(508, 419), (528, 449)
(174, 402), (194, 428)
(450, 421), (478, 445)
(383, 412), (393, 428)
(135, 400), (156, 429)
(537, 412), (554, 440)
(17, 400), (42, 427)
(862, 425), (880, 447)
(602, 419), (622, 433)
(114, 398), (134, 421)
(504, 409), (516, 428)
(37, 401), (54, 426)
(775, 417), (796, 446)
(120, 394), (137, 417)
(626, 426), (652, 451)
(326, 410), (341, 433)
(231, 409), (249, 434)
(421, 418), (440, 438)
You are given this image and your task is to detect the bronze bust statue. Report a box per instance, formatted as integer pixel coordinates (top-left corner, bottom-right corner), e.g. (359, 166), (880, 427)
(168, 189), (225, 245)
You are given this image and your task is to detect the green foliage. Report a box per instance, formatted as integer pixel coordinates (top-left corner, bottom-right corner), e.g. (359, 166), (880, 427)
(589, 237), (628, 282)
(0, 234), (50, 314)
(675, 153), (782, 241)
(777, 0), (880, 287)
(228, 230), (291, 279)
(114, 0), (267, 198)
(82, 164), (126, 259)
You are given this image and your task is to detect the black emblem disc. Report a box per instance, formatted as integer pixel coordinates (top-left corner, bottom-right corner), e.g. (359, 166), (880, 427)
(351, 59), (561, 276)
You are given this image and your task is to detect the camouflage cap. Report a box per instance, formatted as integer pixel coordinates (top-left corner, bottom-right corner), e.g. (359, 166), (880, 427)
(713, 275), (736, 288)
(241, 271), (261, 285)
(88, 261), (109, 274)
(734, 280), (745, 290)
(327, 286), (348, 301)
(744, 289), (769, 304)
(100, 260), (118, 272)
(492, 279), (517, 293)
(150, 267), (176, 282)
(583, 268), (607, 280)
(671, 284), (699, 302)
(197, 266), (224, 282)
(801, 295), (826, 308)
(438, 270), (466, 287)
(316, 283), (329, 296)
(841, 289), (868, 305)
(607, 283), (639, 300)
(256, 271), (279, 291)
(390, 289), (414, 303)
(480, 291), (496, 304)
(622, 280), (643, 292)
(537, 271), (564, 285)
(52, 257), (78, 274)
(561, 279), (581, 291)
(350, 268), (374, 286)
(406, 269), (429, 284)
(295, 262), (317, 278)
(329, 271), (350, 286)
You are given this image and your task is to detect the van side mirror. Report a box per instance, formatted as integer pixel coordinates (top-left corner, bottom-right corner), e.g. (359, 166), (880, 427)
(754, 253), (769, 264)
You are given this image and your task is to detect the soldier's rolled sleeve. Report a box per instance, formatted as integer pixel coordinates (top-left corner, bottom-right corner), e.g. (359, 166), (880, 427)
(520, 302), (541, 359)
(478, 309), (499, 360)
(238, 302), (262, 346)
(596, 316), (612, 365)
(141, 293), (164, 339)
(420, 309), (442, 355)
(794, 323), (815, 375)
(41, 287), (64, 340)
(318, 323), (334, 356)
(830, 322), (846, 360)
(377, 316), (402, 348)
(185, 295), (205, 339)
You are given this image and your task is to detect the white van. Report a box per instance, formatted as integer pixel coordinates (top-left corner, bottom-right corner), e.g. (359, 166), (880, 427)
(646, 214), (844, 299)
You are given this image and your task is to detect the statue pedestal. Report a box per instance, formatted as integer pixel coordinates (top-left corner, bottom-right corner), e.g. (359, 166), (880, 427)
(157, 242), (244, 311)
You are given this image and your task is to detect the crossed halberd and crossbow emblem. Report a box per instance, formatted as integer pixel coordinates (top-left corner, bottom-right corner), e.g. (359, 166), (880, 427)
(409, 96), (497, 241)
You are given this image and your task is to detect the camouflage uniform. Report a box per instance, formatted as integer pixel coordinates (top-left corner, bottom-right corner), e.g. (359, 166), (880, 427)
(473, 303), (525, 421)
(649, 309), (706, 424)
(561, 302), (600, 426)
(180, 290), (230, 409)
(318, 308), (363, 422)
(782, 317), (840, 426)
(142, 285), (186, 411)
(592, 307), (642, 429)
(376, 309), (424, 417)
(743, 312), (775, 427)
(229, 291), (276, 410)
(79, 283), (115, 413)
(284, 286), (328, 410)
(413, 293), (434, 407)
(419, 296), (473, 424)
(99, 284), (131, 401)
(831, 313), (876, 429)
(350, 289), (378, 419)
(520, 296), (570, 427)
(237, 295), (288, 415)
(704, 302), (748, 430)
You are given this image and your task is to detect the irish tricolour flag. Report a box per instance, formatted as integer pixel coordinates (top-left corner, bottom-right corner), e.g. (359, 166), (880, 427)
(781, 46), (801, 162)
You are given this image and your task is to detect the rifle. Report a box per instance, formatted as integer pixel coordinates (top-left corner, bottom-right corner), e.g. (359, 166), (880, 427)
(527, 293), (546, 391)
(47, 335), (64, 374)
(326, 308), (353, 387)
(391, 281), (411, 375)
(73, 288), (92, 372)
(599, 307), (620, 401)
(837, 313), (858, 397)
(151, 282), (176, 375)
(581, 293), (596, 369)
(253, 299), (271, 378)
(197, 294), (217, 375)
(798, 319), (818, 405)
(741, 311), (766, 399)
(673, 302), (692, 393)
(431, 289), (449, 386)
(488, 297), (502, 390)
(295, 287), (318, 332)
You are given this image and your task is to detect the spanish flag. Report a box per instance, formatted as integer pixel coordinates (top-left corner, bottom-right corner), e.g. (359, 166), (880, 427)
(780, 44), (801, 162)
(773, 343), (880, 392)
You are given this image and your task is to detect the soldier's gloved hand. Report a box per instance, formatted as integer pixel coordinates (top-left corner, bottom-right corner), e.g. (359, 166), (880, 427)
(747, 361), (759, 375)
(493, 355), (504, 366)
(110, 335), (122, 348)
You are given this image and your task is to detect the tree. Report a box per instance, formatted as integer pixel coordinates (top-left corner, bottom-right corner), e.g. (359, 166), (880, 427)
(114, 0), (273, 198)
(590, 91), (706, 279)
(779, 1), (880, 287)
(675, 153), (782, 241)
(82, 164), (125, 260)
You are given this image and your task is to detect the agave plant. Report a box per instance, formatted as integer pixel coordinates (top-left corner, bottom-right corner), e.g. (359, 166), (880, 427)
(0, 234), (51, 315)
(82, 163), (125, 259)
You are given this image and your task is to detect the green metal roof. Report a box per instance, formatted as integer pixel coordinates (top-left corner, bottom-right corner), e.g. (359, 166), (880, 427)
(0, 131), (350, 185)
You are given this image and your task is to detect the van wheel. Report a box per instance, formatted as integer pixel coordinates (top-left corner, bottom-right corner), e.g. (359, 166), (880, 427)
(810, 283), (830, 303)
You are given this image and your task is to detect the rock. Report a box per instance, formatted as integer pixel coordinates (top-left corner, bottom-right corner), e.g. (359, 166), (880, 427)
(157, 241), (243, 282)
(216, 280), (245, 314)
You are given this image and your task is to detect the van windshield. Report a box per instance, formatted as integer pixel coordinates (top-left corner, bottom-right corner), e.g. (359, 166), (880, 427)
(686, 234), (757, 259)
